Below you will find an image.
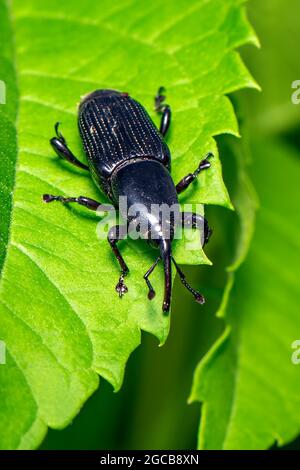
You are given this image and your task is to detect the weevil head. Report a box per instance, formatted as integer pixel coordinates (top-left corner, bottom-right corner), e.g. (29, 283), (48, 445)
(144, 205), (180, 249)
(133, 204), (177, 315)
(110, 159), (180, 315)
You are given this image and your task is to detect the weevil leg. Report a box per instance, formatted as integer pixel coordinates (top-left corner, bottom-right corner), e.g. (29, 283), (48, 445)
(143, 256), (161, 300)
(176, 152), (213, 194)
(154, 86), (171, 137)
(108, 225), (130, 297)
(181, 211), (212, 246)
(42, 194), (103, 211)
(50, 122), (89, 171)
(171, 257), (205, 305)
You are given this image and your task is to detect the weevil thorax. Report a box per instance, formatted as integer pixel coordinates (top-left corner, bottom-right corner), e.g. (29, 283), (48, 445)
(110, 158), (180, 246)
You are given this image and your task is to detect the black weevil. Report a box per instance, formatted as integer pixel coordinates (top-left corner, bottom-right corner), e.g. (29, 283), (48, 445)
(43, 88), (213, 314)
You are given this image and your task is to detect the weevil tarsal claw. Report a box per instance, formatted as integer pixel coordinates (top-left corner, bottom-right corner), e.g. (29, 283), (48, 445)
(54, 122), (66, 144)
(195, 293), (205, 305)
(148, 289), (155, 300)
(115, 276), (128, 297)
(143, 256), (161, 301)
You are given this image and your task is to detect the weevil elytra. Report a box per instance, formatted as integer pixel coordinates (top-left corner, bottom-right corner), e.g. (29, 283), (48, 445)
(43, 88), (213, 314)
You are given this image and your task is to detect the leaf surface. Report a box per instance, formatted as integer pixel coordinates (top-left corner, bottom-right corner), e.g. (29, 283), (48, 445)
(0, 0), (257, 448)
(190, 138), (300, 449)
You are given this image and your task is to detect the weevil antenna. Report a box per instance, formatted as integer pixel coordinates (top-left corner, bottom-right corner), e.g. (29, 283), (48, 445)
(159, 238), (172, 315)
(171, 257), (205, 305)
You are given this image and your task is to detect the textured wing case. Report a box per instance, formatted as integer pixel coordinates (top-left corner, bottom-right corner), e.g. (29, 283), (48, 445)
(78, 90), (170, 195)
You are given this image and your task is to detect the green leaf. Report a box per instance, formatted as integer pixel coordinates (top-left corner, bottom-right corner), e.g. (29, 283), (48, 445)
(225, 133), (259, 275)
(190, 138), (300, 449)
(243, 0), (300, 135)
(0, 0), (257, 449)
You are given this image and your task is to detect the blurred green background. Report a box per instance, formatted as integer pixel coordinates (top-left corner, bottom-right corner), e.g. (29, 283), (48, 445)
(40, 0), (300, 450)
